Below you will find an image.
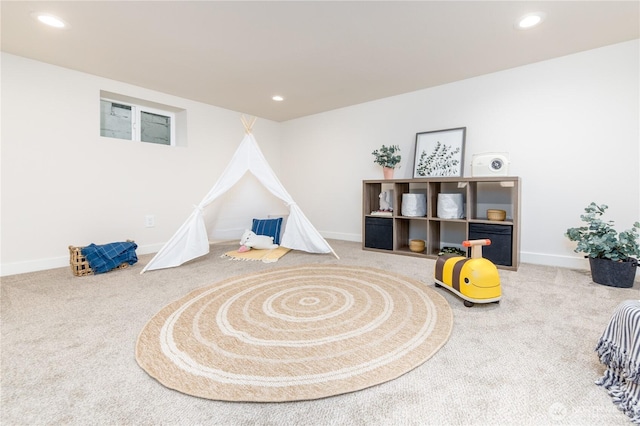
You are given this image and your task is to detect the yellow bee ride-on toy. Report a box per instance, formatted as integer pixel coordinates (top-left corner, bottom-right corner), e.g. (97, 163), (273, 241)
(434, 239), (501, 307)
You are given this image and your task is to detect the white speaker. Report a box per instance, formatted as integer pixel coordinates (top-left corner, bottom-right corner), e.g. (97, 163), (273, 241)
(471, 153), (510, 177)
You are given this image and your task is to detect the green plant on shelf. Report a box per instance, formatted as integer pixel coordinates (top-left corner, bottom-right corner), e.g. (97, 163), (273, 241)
(372, 145), (401, 169)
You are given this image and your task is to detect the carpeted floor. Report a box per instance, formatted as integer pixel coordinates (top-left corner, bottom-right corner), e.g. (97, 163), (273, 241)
(1, 239), (638, 425)
(136, 264), (452, 402)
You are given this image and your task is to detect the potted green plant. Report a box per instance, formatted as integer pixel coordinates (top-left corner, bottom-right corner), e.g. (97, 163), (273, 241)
(372, 145), (401, 179)
(565, 202), (639, 288)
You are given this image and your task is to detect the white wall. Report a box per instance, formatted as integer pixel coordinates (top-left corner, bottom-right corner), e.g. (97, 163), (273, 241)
(2, 40), (638, 276)
(0, 53), (283, 275)
(279, 40), (640, 270)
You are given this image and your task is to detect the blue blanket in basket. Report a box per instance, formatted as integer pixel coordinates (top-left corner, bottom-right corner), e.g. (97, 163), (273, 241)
(81, 241), (138, 274)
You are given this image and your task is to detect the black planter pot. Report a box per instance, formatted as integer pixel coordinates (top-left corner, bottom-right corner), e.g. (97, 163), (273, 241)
(588, 257), (638, 288)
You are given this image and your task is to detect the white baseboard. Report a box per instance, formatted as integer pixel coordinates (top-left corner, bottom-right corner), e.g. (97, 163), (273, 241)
(520, 251), (589, 270)
(3, 238), (637, 277)
(321, 231), (361, 242)
(521, 251), (640, 276)
(0, 242), (165, 277)
(1, 257), (70, 277)
(209, 228), (245, 241)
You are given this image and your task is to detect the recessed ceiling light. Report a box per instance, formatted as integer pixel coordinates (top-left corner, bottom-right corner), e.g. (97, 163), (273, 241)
(272, 95), (284, 102)
(515, 12), (545, 30)
(31, 12), (67, 28)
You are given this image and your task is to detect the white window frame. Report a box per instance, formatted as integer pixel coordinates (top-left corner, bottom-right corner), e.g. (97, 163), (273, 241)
(101, 97), (176, 146)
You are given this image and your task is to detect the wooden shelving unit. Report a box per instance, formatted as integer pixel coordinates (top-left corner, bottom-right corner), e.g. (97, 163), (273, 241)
(362, 176), (521, 271)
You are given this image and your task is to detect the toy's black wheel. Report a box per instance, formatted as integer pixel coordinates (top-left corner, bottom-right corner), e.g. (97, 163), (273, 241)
(463, 300), (474, 308)
(434, 282), (441, 288)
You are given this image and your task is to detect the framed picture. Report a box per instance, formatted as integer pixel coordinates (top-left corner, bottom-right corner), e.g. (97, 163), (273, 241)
(413, 127), (466, 177)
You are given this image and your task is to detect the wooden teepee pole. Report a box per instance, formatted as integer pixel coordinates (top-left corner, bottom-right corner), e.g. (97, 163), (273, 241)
(241, 115), (257, 134)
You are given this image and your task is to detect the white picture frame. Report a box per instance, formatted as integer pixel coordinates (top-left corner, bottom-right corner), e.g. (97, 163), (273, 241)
(413, 127), (466, 177)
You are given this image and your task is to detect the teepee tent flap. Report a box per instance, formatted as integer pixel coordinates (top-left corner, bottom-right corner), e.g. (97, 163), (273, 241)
(141, 117), (337, 274)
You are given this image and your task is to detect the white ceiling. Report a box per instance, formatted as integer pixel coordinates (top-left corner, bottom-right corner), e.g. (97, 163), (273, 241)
(2, 1), (638, 122)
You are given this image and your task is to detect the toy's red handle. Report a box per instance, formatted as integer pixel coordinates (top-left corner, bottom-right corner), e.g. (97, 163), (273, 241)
(463, 239), (491, 259)
(463, 239), (491, 247)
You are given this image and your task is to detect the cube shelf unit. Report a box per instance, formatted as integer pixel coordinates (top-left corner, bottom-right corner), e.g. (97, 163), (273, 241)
(362, 176), (521, 271)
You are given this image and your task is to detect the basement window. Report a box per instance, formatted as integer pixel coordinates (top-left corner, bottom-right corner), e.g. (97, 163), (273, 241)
(99, 91), (186, 147)
(101, 99), (175, 145)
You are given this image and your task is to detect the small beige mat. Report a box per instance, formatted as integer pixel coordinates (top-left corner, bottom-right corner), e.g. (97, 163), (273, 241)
(221, 246), (291, 263)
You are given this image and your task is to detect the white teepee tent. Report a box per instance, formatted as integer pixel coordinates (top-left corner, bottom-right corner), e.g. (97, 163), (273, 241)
(141, 116), (338, 274)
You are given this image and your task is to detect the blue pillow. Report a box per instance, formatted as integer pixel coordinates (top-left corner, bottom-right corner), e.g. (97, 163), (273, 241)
(252, 217), (283, 245)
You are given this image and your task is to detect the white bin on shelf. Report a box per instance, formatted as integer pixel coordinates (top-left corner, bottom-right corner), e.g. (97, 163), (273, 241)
(437, 193), (464, 219)
(401, 193), (427, 217)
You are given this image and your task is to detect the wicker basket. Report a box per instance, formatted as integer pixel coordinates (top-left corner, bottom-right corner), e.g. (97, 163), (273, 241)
(409, 239), (425, 253)
(487, 209), (507, 221)
(68, 244), (131, 277)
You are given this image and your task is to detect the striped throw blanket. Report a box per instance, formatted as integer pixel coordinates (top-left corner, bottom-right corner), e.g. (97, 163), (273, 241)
(595, 299), (640, 423)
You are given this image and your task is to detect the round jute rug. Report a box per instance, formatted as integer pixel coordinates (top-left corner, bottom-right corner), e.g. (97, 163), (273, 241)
(135, 264), (453, 402)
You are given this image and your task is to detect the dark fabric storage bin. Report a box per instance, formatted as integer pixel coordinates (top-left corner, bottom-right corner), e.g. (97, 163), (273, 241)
(365, 217), (393, 250)
(469, 223), (512, 266)
(589, 257), (637, 288)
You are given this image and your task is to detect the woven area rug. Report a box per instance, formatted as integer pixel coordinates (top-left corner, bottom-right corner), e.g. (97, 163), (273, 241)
(220, 246), (291, 263)
(135, 264), (453, 402)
